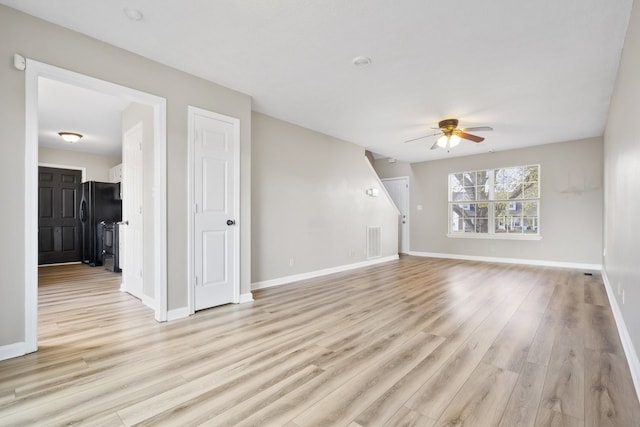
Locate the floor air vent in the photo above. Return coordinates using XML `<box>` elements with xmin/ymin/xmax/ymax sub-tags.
<box><xmin>367</xmin><ymin>226</ymin><xmax>382</xmax><ymax>259</ymax></box>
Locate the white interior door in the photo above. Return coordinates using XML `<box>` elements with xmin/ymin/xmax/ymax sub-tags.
<box><xmin>382</xmin><ymin>177</ymin><xmax>409</xmax><ymax>253</ymax></box>
<box><xmin>122</xmin><ymin>122</ymin><xmax>144</xmax><ymax>300</ymax></box>
<box><xmin>192</xmin><ymin>108</ymin><xmax>239</xmax><ymax>311</ymax></box>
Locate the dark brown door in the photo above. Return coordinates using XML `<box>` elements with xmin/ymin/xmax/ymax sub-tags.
<box><xmin>38</xmin><ymin>167</ymin><xmax>82</xmax><ymax>265</ymax></box>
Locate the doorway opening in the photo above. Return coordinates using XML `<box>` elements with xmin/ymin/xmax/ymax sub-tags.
<box><xmin>381</xmin><ymin>177</ymin><xmax>410</xmax><ymax>254</ymax></box>
<box><xmin>24</xmin><ymin>60</ymin><xmax>168</xmax><ymax>354</ymax></box>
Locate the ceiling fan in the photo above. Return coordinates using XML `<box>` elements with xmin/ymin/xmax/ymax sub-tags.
<box><xmin>404</xmin><ymin>118</ymin><xmax>493</xmax><ymax>150</ymax></box>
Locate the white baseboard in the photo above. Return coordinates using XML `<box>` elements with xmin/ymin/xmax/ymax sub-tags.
<box><xmin>166</xmin><ymin>307</ymin><xmax>190</xmax><ymax>321</ymax></box>
<box><xmin>601</xmin><ymin>270</ymin><xmax>640</xmax><ymax>404</ymax></box>
<box><xmin>0</xmin><ymin>342</ymin><xmax>27</xmax><ymax>361</ymax></box>
<box><xmin>251</xmin><ymin>255</ymin><xmax>400</xmax><ymax>290</ymax></box>
<box><xmin>408</xmin><ymin>251</ymin><xmax>601</xmax><ymax>271</ymax></box>
<box><xmin>38</xmin><ymin>261</ymin><xmax>82</xmax><ymax>267</ymax></box>
<box><xmin>142</xmin><ymin>295</ymin><xmax>156</xmax><ymax>310</ymax></box>
<box><xmin>239</xmin><ymin>293</ymin><xmax>254</xmax><ymax>303</ymax></box>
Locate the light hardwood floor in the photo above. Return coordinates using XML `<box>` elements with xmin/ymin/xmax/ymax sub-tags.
<box><xmin>0</xmin><ymin>256</ymin><xmax>639</xmax><ymax>426</ymax></box>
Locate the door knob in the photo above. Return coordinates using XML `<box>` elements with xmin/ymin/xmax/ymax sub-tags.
<box><xmin>226</xmin><ymin>219</ymin><xmax>236</xmax><ymax>226</ymax></box>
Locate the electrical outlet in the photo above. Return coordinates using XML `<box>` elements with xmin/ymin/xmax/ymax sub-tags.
<box><xmin>289</xmin><ymin>257</ymin><xmax>294</xmax><ymax>267</ymax></box>
<box><xmin>622</xmin><ymin>289</ymin><xmax>625</xmax><ymax>305</ymax></box>
<box><xmin>603</xmin><ymin>247</ymin><xmax>607</xmax><ymax>257</ymax></box>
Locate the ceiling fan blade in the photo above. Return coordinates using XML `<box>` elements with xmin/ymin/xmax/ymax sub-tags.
<box><xmin>463</xmin><ymin>126</ymin><xmax>493</xmax><ymax>132</ymax></box>
<box><xmin>455</xmin><ymin>130</ymin><xmax>484</xmax><ymax>143</ymax></box>
<box><xmin>403</xmin><ymin>131</ymin><xmax>442</xmax><ymax>143</ymax></box>
<box><xmin>430</xmin><ymin>140</ymin><xmax>440</xmax><ymax>150</ymax></box>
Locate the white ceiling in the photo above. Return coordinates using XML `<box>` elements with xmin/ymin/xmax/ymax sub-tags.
<box><xmin>4</xmin><ymin>0</ymin><xmax>633</xmax><ymax>163</ymax></box>
<box><xmin>38</xmin><ymin>78</ymin><xmax>129</xmax><ymax>157</ymax></box>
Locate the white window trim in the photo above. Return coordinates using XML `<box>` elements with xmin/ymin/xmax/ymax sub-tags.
<box><xmin>448</xmin><ymin>165</ymin><xmax>541</xmax><ymax>240</ymax></box>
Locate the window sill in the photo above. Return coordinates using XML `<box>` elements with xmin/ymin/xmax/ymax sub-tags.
<box><xmin>447</xmin><ymin>233</ymin><xmax>542</xmax><ymax>241</ymax></box>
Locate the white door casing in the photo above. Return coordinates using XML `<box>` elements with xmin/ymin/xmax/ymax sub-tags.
<box><xmin>24</xmin><ymin>59</ymin><xmax>167</xmax><ymax>355</ymax></box>
<box><xmin>121</xmin><ymin>122</ymin><xmax>144</xmax><ymax>300</ymax></box>
<box><xmin>382</xmin><ymin>177</ymin><xmax>410</xmax><ymax>254</ymax></box>
<box><xmin>189</xmin><ymin>107</ymin><xmax>240</xmax><ymax>312</ymax></box>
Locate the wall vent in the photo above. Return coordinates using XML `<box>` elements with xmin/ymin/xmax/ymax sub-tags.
<box><xmin>367</xmin><ymin>226</ymin><xmax>382</xmax><ymax>259</ymax></box>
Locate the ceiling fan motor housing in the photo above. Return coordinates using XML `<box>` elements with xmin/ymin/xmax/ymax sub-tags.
<box><xmin>439</xmin><ymin>118</ymin><xmax>458</xmax><ymax>135</ymax></box>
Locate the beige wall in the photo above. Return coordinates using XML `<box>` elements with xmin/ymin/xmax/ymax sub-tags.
<box><xmin>38</xmin><ymin>146</ymin><xmax>121</xmax><ymax>182</ymax></box>
<box><xmin>122</xmin><ymin>103</ymin><xmax>155</xmax><ymax>300</ymax></box>
<box><xmin>604</xmin><ymin>0</ymin><xmax>640</xmax><ymax>362</ymax></box>
<box><xmin>374</xmin><ymin>137</ymin><xmax>604</xmax><ymax>265</ymax></box>
<box><xmin>251</xmin><ymin>112</ymin><xmax>398</xmax><ymax>284</ymax></box>
<box><xmin>0</xmin><ymin>5</ymin><xmax>251</xmax><ymax>348</ymax></box>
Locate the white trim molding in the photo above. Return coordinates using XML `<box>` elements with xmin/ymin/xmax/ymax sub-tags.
<box><xmin>252</xmin><ymin>255</ymin><xmax>399</xmax><ymax>290</ymax></box>
<box><xmin>166</xmin><ymin>307</ymin><xmax>190</xmax><ymax>321</ymax></box>
<box><xmin>239</xmin><ymin>293</ymin><xmax>254</xmax><ymax>303</ymax></box>
<box><xmin>602</xmin><ymin>270</ymin><xmax>640</xmax><ymax>404</ymax></box>
<box><xmin>409</xmin><ymin>251</ymin><xmax>601</xmax><ymax>271</ymax></box>
<box><xmin>0</xmin><ymin>342</ymin><xmax>27</xmax><ymax>361</ymax></box>
<box><xmin>24</xmin><ymin>59</ymin><xmax>169</xmax><ymax>353</ymax></box>
<box><xmin>447</xmin><ymin>233</ymin><xmax>543</xmax><ymax>241</ymax></box>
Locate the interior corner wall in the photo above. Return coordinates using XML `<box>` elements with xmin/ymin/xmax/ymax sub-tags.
<box><xmin>251</xmin><ymin>112</ymin><xmax>398</xmax><ymax>284</ymax></box>
<box><xmin>0</xmin><ymin>5</ymin><xmax>251</xmax><ymax>349</ymax></box>
<box><xmin>603</xmin><ymin>0</ymin><xmax>640</xmax><ymax>363</ymax></box>
<box><xmin>38</xmin><ymin>146</ymin><xmax>121</xmax><ymax>182</ymax></box>
<box><xmin>122</xmin><ymin>103</ymin><xmax>155</xmax><ymax>300</ymax></box>
<box><xmin>374</xmin><ymin>137</ymin><xmax>604</xmax><ymax>265</ymax></box>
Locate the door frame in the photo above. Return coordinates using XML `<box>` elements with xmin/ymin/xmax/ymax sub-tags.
<box><xmin>187</xmin><ymin>106</ymin><xmax>240</xmax><ymax>314</ymax></box>
<box><xmin>381</xmin><ymin>176</ymin><xmax>410</xmax><ymax>254</ymax></box>
<box><xmin>25</xmin><ymin>60</ymin><xmax>168</xmax><ymax>353</ymax></box>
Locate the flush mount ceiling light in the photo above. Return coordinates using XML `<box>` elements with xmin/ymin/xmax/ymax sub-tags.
<box><xmin>123</xmin><ymin>7</ymin><xmax>144</xmax><ymax>21</ymax></box>
<box><xmin>352</xmin><ymin>56</ymin><xmax>372</xmax><ymax>67</ymax></box>
<box><xmin>58</xmin><ymin>132</ymin><xmax>83</xmax><ymax>143</ymax></box>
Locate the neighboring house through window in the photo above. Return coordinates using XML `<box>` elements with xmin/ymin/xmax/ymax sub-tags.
<box><xmin>448</xmin><ymin>165</ymin><xmax>540</xmax><ymax>238</ymax></box>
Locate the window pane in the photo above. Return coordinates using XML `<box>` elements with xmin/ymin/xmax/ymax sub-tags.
<box><xmin>494</xmin><ymin>183</ymin><xmax>510</xmax><ymax>200</ymax></box>
<box><xmin>495</xmin><ymin>167</ymin><xmax>522</xmax><ymax>184</ymax></box>
<box><xmin>494</xmin><ymin>201</ymin><xmax>508</xmax><ymax>217</ymax></box>
<box><xmin>507</xmin><ymin>215</ymin><xmax>523</xmax><ymax>233</ymax></box>
<box><xmin>449</xmin><ymin>203</ymin><xmax>489</xmax><ymax>234</ymax></box>
<box><xmin>476</xmin><ymin>171</ymin><xmax>490</xmax><ymax>200</ymax></box>
<box><xmin>507</xmin><ymin>183</ymin><xmax>522</xmax><ymax>199</ymax></box>
<box><xmin>464</xmin><ymin>172</ymin><xmax>476</xmax><ymax>186</ymax></box>
<box><xmin>451</xmin><ymin>173</ymin><xmax>464</xmax><ymax>188</ymax></box>
<box><xmin>525</xmin><ymin>166</ymin><xmax>539</xmax><ymax>183</ymax></box>
<box><xmin>463</xmin><ymin>186</ymin><xmax>476</xmax><ymax>201</ymax></box>
<box><xmin>523</xmin><ymin>216</ymin><xmax>538</xmax><ymax>233</ymax></box>
<box><xmin>451</xmin><ymin>187</ymin><xmax>469</xmax><ymax>201</ymax></box>
<box><xmin>523</xmin><ymin>201</ymin><xmax>538</xmax><ymax>216</ymax></box>
<box><xmin>524</xmin><ymin>182</ymin><xmax>539</xmax><ymax>198</ymax></box>
<box><xmin>476</xmin><ymin>203</ymin><xmax>489</xmax><ymax>219</ymax></box>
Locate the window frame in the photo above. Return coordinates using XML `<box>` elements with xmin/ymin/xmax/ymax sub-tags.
<box><xmin>447</xmin><ymin>164</ymin><xmax>542</xmax><ymax>240</ymax></box>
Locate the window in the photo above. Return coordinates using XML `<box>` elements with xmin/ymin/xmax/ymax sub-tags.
<box><xmin>449</xmin><ymin>165</ymin><xmax>540</xmax><ymax>238</ymax></box>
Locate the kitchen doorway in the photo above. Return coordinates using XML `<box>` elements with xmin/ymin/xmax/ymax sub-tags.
<box><xmin>24</xmin><ymin>60</ymin><xmax>168</xmax><ymax>354</ymax></box>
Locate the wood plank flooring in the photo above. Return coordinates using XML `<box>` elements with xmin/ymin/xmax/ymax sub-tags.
<box><xmin>1</xmin><ymin>256</ymin><xmax>639</xmax><ymax>426</ymax></box>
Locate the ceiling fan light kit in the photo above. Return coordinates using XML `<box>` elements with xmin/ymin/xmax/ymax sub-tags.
<box><xmin>437</xmin><ymin>134</ymin><xmax>461</xmax><ymax>148</ymax></box>
<box><xmin>403</xmin><ymin>118</ymin><xmax>493</xmax><ymax>151</ymax></box>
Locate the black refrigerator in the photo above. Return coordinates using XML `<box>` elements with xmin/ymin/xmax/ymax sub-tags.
<box><xmin>80</xmin><ymin>181</ymin><xmax>122</xmax><ymax>266</ymax></box>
